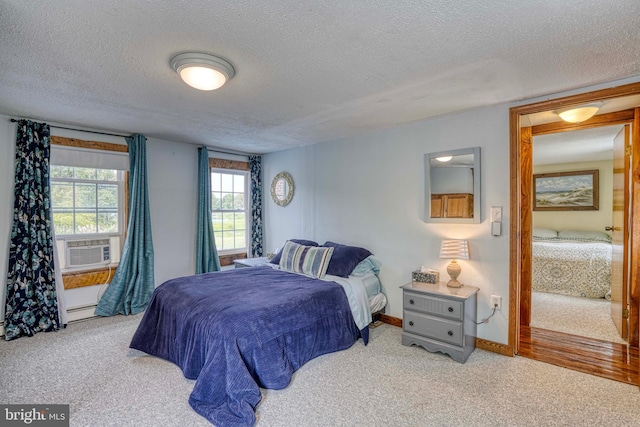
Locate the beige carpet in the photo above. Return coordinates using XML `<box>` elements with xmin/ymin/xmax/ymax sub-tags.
<box><xmin>2</xmin><ymin>314</ymin><xmax>640</xmax><ymax>426</ymax></box>
<box><xmin>530</xmin><ymin>291</ymin><xmax>626</xmax><ymax>343</ymax></box>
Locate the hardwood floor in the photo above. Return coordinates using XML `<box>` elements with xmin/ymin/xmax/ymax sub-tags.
<box><xmin>519</xmin><ymin>326</ymin><xmax>639</xmax><ymax>385</ymax></box>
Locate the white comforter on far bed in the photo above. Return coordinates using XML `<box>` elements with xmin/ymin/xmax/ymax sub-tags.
<box><xmin>532</xmin><ymin>240</ymin><xmax>611</xmax><ymax>298</ymax></box>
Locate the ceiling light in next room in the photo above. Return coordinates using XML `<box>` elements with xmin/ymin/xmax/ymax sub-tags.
<box><xmin>554</xmin><ymin>102</ymin><xmax>603</xmax><ymax>123</ymax></box>
<box><xmin>170</xmin><ymin>52</ymin><xmax>235</xmax><ymax>91</ymax></box>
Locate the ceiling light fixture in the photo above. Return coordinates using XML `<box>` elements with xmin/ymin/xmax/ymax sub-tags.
<box><xmin>170</xmin><ymin>52</ymin><xmax>235</xmax><ymax>91</ymax></box>
<box><xmin>554</xmin><ymin>102</ymin><xmax>603</xmax><ymax>123</ymax></box>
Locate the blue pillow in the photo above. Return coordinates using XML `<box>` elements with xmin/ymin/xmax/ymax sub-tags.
<box><xmin>350</xmin><ymin>256</ymin><xmax>380</xmax><ymax>276</ymax></box>
<box><xmin>322</xmin><ymin>241</ymin><xmax>373</xmax><ymax>278</ymax></box>
<box><xmin>270</xmin><ymin>239</ymin><xmax>319</xmax><ymax>264</ymax></box>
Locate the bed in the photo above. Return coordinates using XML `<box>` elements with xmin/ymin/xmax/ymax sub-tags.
<box><xmin>532</xmin><ymin>229</ymin><xmax>612</xmax><ymax>299</ymax></box>
<box><xmin>130</xmin><ymin>240</ymin><xmax>385</xmax><ymax>427</ymax></box>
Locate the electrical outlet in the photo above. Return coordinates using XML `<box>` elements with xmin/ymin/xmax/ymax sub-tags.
<box><xmin>490</xmin><ymin>295</ymin><xmax>501</xmax><ymax>310</ymax></box>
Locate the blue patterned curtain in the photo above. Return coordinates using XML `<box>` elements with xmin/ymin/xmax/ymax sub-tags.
<box><xmin>196</xmin><ymin>146</ymin><xmax>221</xmax><ymax>274</ymax></box>
<box><xmin>95</xmin><ymin>134</ymin><xmax>154</xmax><ymax>316</ymax></box>
<box><xmin>5</xmin><ymin>120</ymin><xmax>61</xmax><ymax>340</ymax></box>
<box><xmin>249</xmin><ymin>155</ymin><xmax>264</xmax><ymax>257</ymax></box>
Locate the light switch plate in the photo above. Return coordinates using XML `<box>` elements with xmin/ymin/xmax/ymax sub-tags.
<box><xmin>491</xmin><ymin>206</ymin><xmax>502</xmax><ymax>222</ymax></box>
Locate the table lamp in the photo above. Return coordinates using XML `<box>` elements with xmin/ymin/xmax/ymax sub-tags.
<box><xmin>439</xmin><ymin>239</ymin><xmax>469</xmax><ymax>288</ymax></box>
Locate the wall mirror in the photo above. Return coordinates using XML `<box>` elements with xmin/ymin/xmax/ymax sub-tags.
<box><xmin>271</xmin><ymin>171</ymin><xmax>295</xmax><ymax>207</ymax></box>
<box><xmin>425</xmin><ymin>147</ymin><xmax>481</xmax><ymax>223</ymax></box>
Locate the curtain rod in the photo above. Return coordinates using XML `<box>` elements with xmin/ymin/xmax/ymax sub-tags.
<box><xmin>204</xmin><ymin>145</ymin><xmax>259</xmax><ymax>157</ymax></box>
<box><xmin>9</xmin><ymin>118</ymin><xmax>262</xmax><ymax>157</ymax></box>
<box><xmin>9</xmin><ymin>118</ymin><xmax>129</xmax><ymax>138</ymax></box>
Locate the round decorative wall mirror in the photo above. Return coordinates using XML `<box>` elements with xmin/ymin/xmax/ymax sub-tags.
<box><xmin>271</xmin><ymin>172</ymin><xmax>295</xmax><ymax>207</ymax></box>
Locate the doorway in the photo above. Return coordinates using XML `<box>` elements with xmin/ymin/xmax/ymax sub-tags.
<box><xmin>529</xmin><ymin>125</ymin><xmax>627</xmax><ymax>344</ymax></box>
<box><xmin>508</xmin><ymin>82</ymin><xmax>640</xmax><ymax>385</ymax></box>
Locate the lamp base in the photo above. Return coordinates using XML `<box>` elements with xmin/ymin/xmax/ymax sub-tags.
<box><xmin>447</xmin><ymin>279</ymin><xmax>463</xmax><ymax>288</ymax></box>
<box><xmin>446</xmin><ymin>260</ymin><xmax>463</xmax><ymax>288</ymax></box>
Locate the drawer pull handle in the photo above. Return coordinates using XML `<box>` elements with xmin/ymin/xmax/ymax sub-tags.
<box><xmin>409</xmin><ymin>321</ymin><xmax>414</xmax><ymax>326</ymax></box>
<box><xmin>448</xmin><ymin>331</ymin><xmax>453</xmax><ymax>336</ymax></box>
<box><xmin>409</xmin><ymin>299</ymin><xmax>415</xmax><ymax>304</ymax></box>
<box><xmin>448</xmin><ymin>307</ymin><xmax>454</xmax><ymax>313</ymax></box>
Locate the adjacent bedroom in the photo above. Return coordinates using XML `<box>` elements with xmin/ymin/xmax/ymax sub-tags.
<box><xmin>530</xmin><ymin>123</ymin><xmax>629</xmax><ymax>345</ymax></box>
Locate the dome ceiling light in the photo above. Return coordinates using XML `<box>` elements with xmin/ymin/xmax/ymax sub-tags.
<box><xmin>554</xmin><ymin>102</ymin><xmax>603</xmax><ymax>123</ymax></box>
<box><xmin>170</xmin><ymin>52</ymin><xmax>235</xmax><ymax>91</ymax></box>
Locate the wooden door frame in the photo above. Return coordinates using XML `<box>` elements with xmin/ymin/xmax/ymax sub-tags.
<box><xmin>509</xmin><ymin>82</ymin><xmax>640</xmax><ymax>358</ymax></box>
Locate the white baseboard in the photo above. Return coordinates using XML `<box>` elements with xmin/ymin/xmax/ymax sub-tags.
<box><xmin>66</xmin><ymin>304</ymin><xmax>99</xmax><ymax>323</ymax></box>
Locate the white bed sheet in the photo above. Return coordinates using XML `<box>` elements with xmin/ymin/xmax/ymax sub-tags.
<box><xmin>323</xmin><ymin>273</ymin><xmax>380</xmax><ymax>330</ymax></box>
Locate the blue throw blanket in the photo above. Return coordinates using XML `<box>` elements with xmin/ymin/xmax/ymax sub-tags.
<box><xmin>130</xmin><ymin>266</ymin><xmax>364</xmax><ymax>427</ymax></box>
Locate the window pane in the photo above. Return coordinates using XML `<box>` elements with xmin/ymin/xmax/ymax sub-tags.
<box><xmin>52</xmin><ymin>212</ymin><xmax>74</xmax><ymax>234</ymax></box>
<box><xmin>98</xmin><ymin>184</ymin><xmax>118</xmax><ymax>208</ymax></box>
<box><xmin>235</xmin><ymin>229</ymin><xmax>246</xmax><ymax>248</ymax></box>
<box><xmin>235</xmin><ymin>212</ymin><xmax>246</xmax><ymax>231</ymax></box>
<box><xmin>234</xmin><ymin>193</ymin><xmax>244</xmax><ymax>210</ymax></box>
<box><xmin>51</xmin><ymin>182</ymin><xmax>73</xmax><ymax>207</ymax></box>
<box><xmin>221</xmin><ymin>193</ymin><xmax>234</xmax><ymax>210</ymax></box>
<box><xmin>211</xmin><ymin>173</ymin><xmax>221</xmax><ymax>192</ymax></box>
<box><xmin>221</xmin><ymin>174</ymin><xmax>233</xmax><ymax>192</ymax></box>
<box><xmin>222</xmin><ymin>212</ymin><xmax>235</xmax><ymax>231</ymax></box>
<box><xmin>74</xmin><ymin>167</ymin><xmax>97</xmax><ymax>180</ymax></box>
<box><xmin>212</xmin><ymin>212</ymin><xmax>222</xmax><ymax>231</ymax></box>
<box><xmin>214</xmin><ymin>231</ymin><xmax>223</xmax><ymax>249</ymax></box>
<box><xmin>51</xmin><ymin>165</ymin><xmax>73</xmax><ymax>178</ymax></box>
<box><xmin>75</xmin><ymin>183</ymin><xmax>96</xmax><ymax>208</ymax></box>
<box><xmin>222</xmin><ymin>231</ymin><xmax>235</xmax><ymax>249</ymax></box>
<box><xmin>75</xmin><ymin>211</ymin><xmax>97</xmax><ymax>234</ymax></box>
<box><xmin>96</xmin><ymin>169</ymin><xmax>117</xmax><ymax>181</ymax></box>
<box><xmin>98</xmin><ymin>212</ymin><xmax>118</xmax><ymax>233</ymax></box>
<box><xmin>212</xmin><ymin>192</ymin><xmax>222</xmax><ymax>210</ymax></box>
<box><xmin>234</xmin><ymin>175</ymin><xmax>245</xmax><ymax>193</ymax></box>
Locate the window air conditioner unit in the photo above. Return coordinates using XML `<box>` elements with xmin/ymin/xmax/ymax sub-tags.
<box><xmin>65</xmin><ymin>238</ymin><xmax>111</xmax><ymax>268</ymax></box>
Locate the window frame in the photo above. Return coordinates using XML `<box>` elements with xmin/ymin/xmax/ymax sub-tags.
<box><xmin>50</xmin><ymin>167</ymin><xmax>126</xmax><ymax>240</ymax></box>
<box><xmin>49</xmin><ymin>136</ymin><xmax>129</xmax><ymax>287</ymax></box>
<box><xmin>210</xmin><ymin>167</ymin><xmax>250</xmax><ymax>255</ymax></box>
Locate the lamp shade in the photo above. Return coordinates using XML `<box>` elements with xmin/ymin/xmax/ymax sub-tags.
<box><xmin>554</xmin><ymin>103</ymin><xmax>602</xmax><ymax>123</ymax></box>
<box><xmin>170</xmin><ymin>52</ymin><xmax>235</xmax><ymax>91</ymax></box>
<box><xmin>439</xmin><ymin>239</ymin><xmax>469</xmax><ymax>260</ymax></box>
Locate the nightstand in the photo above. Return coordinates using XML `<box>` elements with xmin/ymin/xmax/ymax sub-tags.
<box><xmin>233</xmin><ymin>257</ymin><xmax>271</xmax><ymax>268</ymax></box>
<box><xmin>401</xmin><ymin>281</ymin><xmax>479</xmax><ymax>363</ymax></box>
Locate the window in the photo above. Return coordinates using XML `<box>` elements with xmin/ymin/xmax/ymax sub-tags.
<box><xmin>211</xmin><ymin>169</ymin><xmax>249</xmax><ymax>252</ymax></box>
<box><xmin>50</xmin><ymin>166</ymin><xmax>124</xmax><ymax>236</ymax></box>
<box><xmin>48</xmin><ymin>136</ymin><xmax>128</xmax><ymax>284</ymax></box>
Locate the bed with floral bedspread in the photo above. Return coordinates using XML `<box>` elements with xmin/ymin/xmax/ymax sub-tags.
<box><xmin>532</xmin><ymin>229</ymin><xmax>612</xmax><ymax>299</ymax></box>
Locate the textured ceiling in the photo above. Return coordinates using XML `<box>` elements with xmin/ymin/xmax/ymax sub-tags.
<box><xmin>1</xmin><ymin>0</ymin><xmax>639</xmax><ymax>154</ymax></box>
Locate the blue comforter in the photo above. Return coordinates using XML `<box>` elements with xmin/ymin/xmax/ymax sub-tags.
<box><xmin>130</xmin><ymin>266</ymin><xmax>364</xmax><ymax>427</ymax></box>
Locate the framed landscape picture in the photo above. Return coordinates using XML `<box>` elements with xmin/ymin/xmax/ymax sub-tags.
<box><xmin>533</xmin><ymin>169</ymin><xmax>599</xmax><ymax>211</ymax></box>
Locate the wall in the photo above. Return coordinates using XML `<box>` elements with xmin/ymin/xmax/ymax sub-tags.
<box><xmin>533</xmin><ymin>160</ymin><xmax>613</xmax><ymax>234</ymax></box>
<box><xmin>264</xmin><ymin>105</ymin><xmax>511</xmax><ymax>344</ymax></box>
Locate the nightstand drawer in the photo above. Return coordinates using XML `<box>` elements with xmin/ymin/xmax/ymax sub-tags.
<box><xmin>403</xmin><ymin>291</ymin><xmax>463</xmax><ymax>321</ymax></box>
<box><xmin>403</xmin><ymin>310</ymin><xmax>463</xmax><ymax>346</ymax></box>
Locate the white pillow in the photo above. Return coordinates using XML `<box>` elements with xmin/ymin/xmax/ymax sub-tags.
<box><xmin>557</xmin><ymin>230</ymin><xmax>611</xmax><ymax>243</ymax></box>
<box><xmin>533</xmin><ymin>228</ymin><xmax>558</xmax><ymax>239</ymax></box>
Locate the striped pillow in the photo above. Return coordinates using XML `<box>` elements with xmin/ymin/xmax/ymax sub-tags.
<box><xmin>279</xmin><ymin>241</ymin><xmax>334</xmax><ymax>279</ymax></box>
